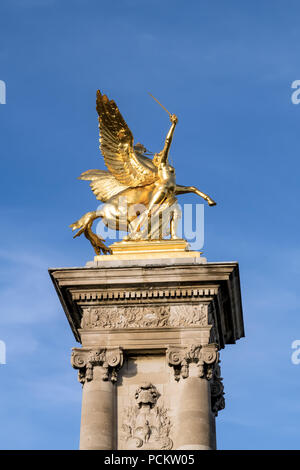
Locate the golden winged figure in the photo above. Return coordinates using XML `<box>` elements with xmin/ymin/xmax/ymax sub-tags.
<box><xmin>70</xmin><ymin>90</ymin><xmax>216</xmax><ymax>255</ymax></box>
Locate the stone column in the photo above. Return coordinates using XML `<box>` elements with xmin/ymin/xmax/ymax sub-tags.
<box><xmin>167</xmin><ymin>344</ymin><xmax>223</xmax><ymax>450</ymax></box>
<box><xmin>71</xmin><ymin>347</ymin><xmax>123</xmax><ymax>450</ymax></box>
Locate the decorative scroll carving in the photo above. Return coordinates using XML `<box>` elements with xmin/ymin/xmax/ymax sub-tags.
<box><xmin>210</xmin><ymin>363</ymin><xmax>225</xmax><ymax>416</ymax></box>
<box><xmin>71</xmin><ymin>347</ymin><xmax>123</xmax><ymax>384</ymax></box>
<box><xmin>81</xmin><ymin>304</ymin><xmax>212</xmax><ymax>330</ymax></box>
<box><xmin>121</xmin><ymin>383</ymin><xmax>173</xmax><ymax>450</ymax></box>
<box><xmin>81</xmin><ymin>306</ymin><xmax>169</xmax><ymax>329</ymax></box>
<box><xmin>167</xmin><ymin>343</ymin><xmax>219</xmax><ymax>381</ymax></box>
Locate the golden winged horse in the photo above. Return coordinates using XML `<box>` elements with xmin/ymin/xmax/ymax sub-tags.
<box><xmin>70</xmin><ymin>90</ymin><xmax>216</xmax><ymax>255</ymax></box>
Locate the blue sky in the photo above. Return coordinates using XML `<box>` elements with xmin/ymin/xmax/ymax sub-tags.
<box><xmin>0</xmin><ymin>0</ymin><xmax>300</xmax><ymax>449</ymax></box>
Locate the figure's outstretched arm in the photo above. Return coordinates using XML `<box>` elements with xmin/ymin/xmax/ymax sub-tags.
<box><xmin>175</xmin><ymin>184</ymin><xmax>217</xmax><ymax>206</ymax></box>
<box><xmin>160</xmin><ymin>114</ymin><xmax>178</xmax><ymax>164</ymax></box>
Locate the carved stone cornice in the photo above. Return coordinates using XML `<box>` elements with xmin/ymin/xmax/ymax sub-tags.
<box><xmin>167</xmin><ymin>343</ymin><xmax>219</xmax><ymax>381</ymax></box>
<box><xmin>80</xmin><ymin>304</ymin><xmax>213</xmax><ymax>330</ymax></box>
<box><xmin>71</xmin><ymin>347</ymin><xmax>123</xmax><ymax>384</ymax></box>
<box><xmin>72</xmin><ymin>287</ymin><xmax>219</xmax><ymax>303</ymax></box>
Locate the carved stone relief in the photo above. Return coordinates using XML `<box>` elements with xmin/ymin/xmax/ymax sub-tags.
<box><xmin>169</xmin><ymin>304</ymin><xmax>210</xmax><ymax>327</ymax></box>
<box><xmin>121</xmin><ymin>383</ymin><xmax>173</xmax><ymax>450</ymax></box>
<box><xmin>80</xmin><ymin>304</ymin><xmax>213</xmax><ymax>330</ymax></box>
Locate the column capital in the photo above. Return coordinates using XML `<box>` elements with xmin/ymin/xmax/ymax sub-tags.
<box><xmin>167</xmin><ymin>343</ymin><xmax>219</xmax><ymax>381</ymax></box>
<box><xmin>71</xmin><ymin>347</ymin><xmax>123</xmax><ymax>384</ymax></box>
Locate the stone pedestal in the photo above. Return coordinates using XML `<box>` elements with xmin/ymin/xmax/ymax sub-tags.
<box><xmin>49</xmin><ymin>255</ymin><xmax>244</xmax><ymax>450</ymax></box>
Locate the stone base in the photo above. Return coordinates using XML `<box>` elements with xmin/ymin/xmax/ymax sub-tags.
<box><xmin>93</xmin><ymin>239</ymin><xmax>203</xmax><ymax>263</ymax></box>
<box><xmin>49</xmin><ymin>258</ymin><xmax>244</xmax><ymax>450</ymax></box>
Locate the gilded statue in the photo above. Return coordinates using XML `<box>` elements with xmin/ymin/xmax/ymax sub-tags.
<box><xmin>70</xmin><ymin>90</ymin><xmax>216</xmax><ymax>255</ymax></box>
